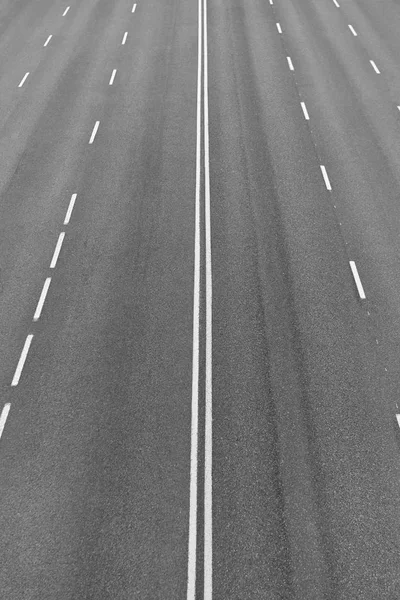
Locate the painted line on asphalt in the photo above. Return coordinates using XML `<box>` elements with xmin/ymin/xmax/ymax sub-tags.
<box><xmin>109</xmin><ymin>69</ymin><xmax>117</xmax><ymax>85</ymax></box>
<box><xmin>122</xmin><ymin>31</ymin><xmax>128</xmax><ymax>45</ymax></box>
<box><xmin>18</xmin><ymin>73</ymin><xmax>29</xmax><ymax>87</ymax></box>
<box><xmin>64</xmin><ymin>193</ymin><xmax>77</xmax><ymax>224</ymax></box>
<box><xmin>396</xmin><ymin>414</ymin><xmax>400</xmax><ymax>428</ymax></box>
<box><xmin>348</xmin><ymin>24</ymin><xmax>357</xmax><ymax>36</ymax></box>
<box><xmin>11</xmin><ymin>335</ymin><xmax>33</xmax><ymax>386</ymax></box>
<box><xmin>50</xmin><ymin>232</ymin><xmax>65</xmax><ymax>268</ymax></box>
<box><xmin>349</xmin><ymin>261</ymin><xmax>366</xmax><ymax>299</ymax></box>
<box><xmin>204</xmin><ymin>0</ymin><xmax>213</xmax><ymax>592</ymax></box>
<box><xmin>269</xmin><ymin>0</ymin><xmax>273</xmax><ymax>4</ymax></box>
<box><xmin>33</xmin><ymin>278</ymin><xmax>51</xmax><ymax>321</ymax></box>
<box><xmin>44</xmin><ymin>35</ymin><xmax>53</xmax><ymax>47</ymax></box>
<box><xmin>332</xmin><ymin>0</ymin><xmax>340</xmax><ymax>6</ymax></box>
<box><xmin>89</xmin><ymin>121</ymin><xmax>100</xmax><ymax>144</ymax></box>
<box><xmin>62</xmin><ymin>6</ymin><xmax>70</xmax><ymax>16</ymax></box>
<box><xmin>132</xmin><ymin>3</ymin><xmax>137</xmax><ymax>12</ymax></box>
<box><xmin>276</xmin><ymin>22</ymin><xmax>282</xmax><ymax>33</ymax></box>
<box><xmin>370</xmin><ymin>60</ymin><xmax>380</xmax><ymax>74</ymax></box>
<box><xmin>287</xmin><ymin>56</ymin><xmax>294</xmax><ymax>71</ymax></box>
<box><xmin>187</xmin><ymin>0</ymin><xmax>202</xmax><ymax>595</ymax></box>
<box><xmin>301</xmin><ymin>101</ymin><xmax>310</xmax><ymax>120</ymax></box>
<box><xmin>320</xmin><ymin>165</ymin><xmax>332</xmax><ymax>190</ymax></box>
<box><xmin>0</xmin><ymin>403</ymin><xmax>11</xmax><ymax>440</ymax></box>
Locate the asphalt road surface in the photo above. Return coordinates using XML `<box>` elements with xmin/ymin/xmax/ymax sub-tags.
<box><xmin>0</xmin><ymin>0</ymin><xmax>400</xmax><ymax>598</ymax></box>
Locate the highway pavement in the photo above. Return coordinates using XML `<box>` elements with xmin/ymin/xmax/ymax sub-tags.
<box><xmin>0</xmin><ymin>0</ymin><xmax>400</xmax><ymax>598</ymax></box>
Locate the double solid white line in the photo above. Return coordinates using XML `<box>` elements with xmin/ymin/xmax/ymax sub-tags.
<box><xmin>187</xmin><ymin>0</ymin><xmax>213</xmax><ymax>597</ymax></box>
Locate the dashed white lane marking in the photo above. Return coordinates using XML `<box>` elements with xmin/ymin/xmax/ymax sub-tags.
<box><xmin>333</xmin><ymin>0</ymin><xmax>340</xmax><ymax>6</ymax></box>
<box><xmin>349</xmin><ymin>261</ymin><xmax>366</xmax><ymax>299</ymax></box>
<box><xmin>287</xmin><ymin>56</ymin><xmax>294</xmax><ymax>71</ymax></box>
<box><xmin>301</xmin><ymin>101</ymin><xmax>310</xmax><ymax>120</ymax></box>
<box><xmin>89</xmin><ymin>120</ymin><xmax>100</xmax><ymax>144</ymax></box>
<box><xmin>62</xmin><ymin>6</ymin><xmax>70</xmax><ymax>16</ymax></box>
<box><xmin>276</xmin><ymin>22</ymin><xmax>282</xmax><ymax>33</ymax></box>
<box><xmin>269</xmin><ymin>0</ymin><xmax>273</xmax><ymax>4</ymax></box>
<box><xmin>397</xmin><ymin>106</ymin><xmax>400</xmax><ymax>112</ymax></box>
<box><xmin>320</xmin><ymin>165</ymin><xmax>332</xmax><ymax>190</ymax></box>
<box><xmin>18</xmin><ymin>73</ymin><xmax>29</xmax><ymax>87</ymax></box>
<box><xmin>44</xmin><ymin>35</ymin><xmax>53</xmax><ymax>47</ymax></box>
<box><xmin>348</xmin><ymin>24</ymin><xmax>357</xmax><ymax>36</ymax></box>
<box><xmin>370</xmin><ymin>60</ymin><xmax>380</xmax><ymax>74</ymax></box>
<box><xmin>204</xmin><ymin>0</ymin><xmax>213</xmax><ymax>595</ymax></box>
<box><xmin>187</xmin><ymin>0</ymin><xmax>202</xmax><ymax>595</ymax></box>
<box><xmin>396</xmin><ymin>414</ymin><xmax>400</xmax><ymax>428</ymax></box>
<box><xmin>33</xmin><ymin>278</ymin><xmax>51</xmax><ymax>321</ymax></box>
<box><xmin>122</xmin><ymin>31</ymin><xmax>128</xmax><ymax>45</ymax></box>
<box><xmin>109</xmin><ymin>69</ymin><xmax>117</xmax><ymax>85</ymax></box>
<box><xmin>50</xmin><ymin>232</ymin><xmax>65</xmax><ymax>268</ymax></box>
<box><xmin>64</xmin><ymin>193</ymin><xmax>77</xmax><ymax>225</ymax></box>
<box><xmin>11</xmin><ymin>335</ymin><xmax>33</xmax><ymax>386</ymax></box>
<box><xmin>0</xmin><ymin>403</ymin><xmax>11</xmax><ymax>440</ymax></box>
<box><xmin>132</xmin><ymin>3</ymin><xmax>137</xmax><ymax>12</ymax></box>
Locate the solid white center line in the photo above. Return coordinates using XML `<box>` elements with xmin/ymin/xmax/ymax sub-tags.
<box><xmin>287</xmin><ymin>56</ymin><xmax>294</xmax><ymax>71</ymax></box>
<box><xmin>33</xmin><ymin>278</ymin><xmax>51</xmax><ymax>321</ymax></box>
<box><xmin>122</xmin><ymin>31</ymin><xmax>128</xmax><ymax>45</ymax></box>
<box><xmin>349</xmin><ymin>261</ymin><xmax>366</xmax><ymax>299</ymax></box>
<box><xmin>187</xmin><ymin>0</ymin><xmax>202</xmax><ymax>597</ymax></box>
<box><xmin>348</xmin><ymin>24</ymin><xmax>357</xmax><ymax>36</ymax></box>
<box><xmin>276</xmin><ymin>22</ymin><xmax>282</xmax><ymax>33</ymax></box>
<box><xmin>64</xmin><ymin>193</ymin><xmax>77</xmax><ymax>224</ymax></box>
<box><xmin>204</xmin><ymin>0</ymin><xmax>213</xmax><ymax>595</ymax></box>
<box><xmin>0</xmin><ymin>403</ymin><xmax>11</xmax><ymax>440</ymax></box>
<box><xmin>50</xmin><ymin>232</ymin><xmax>65</xmax><ymax>268</ymax></box>
<box><xmin>333</xmin><ymin>0</ymin><xmax>340</xmax><ymax>6</ymax></box>
<box><xmin>44</xmin><ymin>34</ymin><xmax>53</xmax><ymax>47</ymax></box>
<box><xmin>320</xmin><ymin>165</ymin><xmax>332</xmax><ymax>190</ymax></box>
<box><xmin>62</xmin><ymin>6</ymin><xmax>70</xmax><ymax>16</ymax></box>
<box><xmin>370</xmin><ymin>60</ymin><xmax>380</xmax><ymax>74</ymax></box>
<box><xmin>18</xmin><ymin>72</ymin><xmax>29</xmax><ymax>88</ymax></box>
<box><xmin>301</xmin><ymin>101</ymin><xmax>310</xmax><ymax>120</ymax></box>
<box><xmin>89</xmin><ymin>121</ymin><xmax>100</xmax><ymax>144</ymax></box>
<box><xmin>109</xmin><ymin>69</ymin><xmax>117</xmax><ymax>85</ymax></box>
<box><xmin>11</xmin><ymin>335</ymin><xmax>33</xmax><ymax>386</ymax></box>
<box><xmin>132</xmin><ymin>3</ymin><xmax>137</xmax><ymax>12</ymax></box>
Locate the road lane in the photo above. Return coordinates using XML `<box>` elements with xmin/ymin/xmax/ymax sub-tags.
<box><xmin>0</xmin><ymin>0</ymin><xmax>198</xmax><ymax>597</ymax></box>
<box><xmin>209</xmin><ymin>0</ymin><xmax>400</xmax><ymax>598</ymax></box>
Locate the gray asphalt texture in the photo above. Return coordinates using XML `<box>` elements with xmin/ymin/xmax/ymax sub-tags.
<box><xmin>0</xmin><ymin>0</ymin><xmax>400</xmax><ymax>598</ymax></box>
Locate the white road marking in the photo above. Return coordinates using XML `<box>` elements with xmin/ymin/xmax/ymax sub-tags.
<box><xmin>109</xmin><ymin>69</ymin><xmax>117</xmax><ymax>85</ymax></box>
<box><xmin>348</xmin><ymin>24</ymin><xmax>357</xmax><ymax>36</ymax></box>
<box><xmin>89</xmin><ymin>120</ymin><xmax>100</xmax><ymax>144</ymax></box>
<box><xmin>33</xmin><ymin>277</ymin><xmax>51</xmax><ymax>321</ymax></box>
<box><xmin>301</xmin><ymin>101</ymin><xmax>310</xmax><ymax>120</ymax></box>
<box><xmin>370</xmin><ymin>60</ymin><xmax>380</xmax><ymax>74</ymax></box>
<box><xmin>397</xmin><ymin>106</ymin><xmax>400</xmax><ymax>112</ymax></box>
<box><xmin>287</xmin><ymin>56</ymin><xmax>294</xmax><ymax>71</ymax></box>
<box><xmin>11</xmin><ymin>335</ymin><xmax>33</xmax><ymax>386</ymax></box>
<box><xmin>132</xmin><ymin>3</ymin><xmax>137</xmax><ymax>12</ymax></box>
<box><xmin>276</xmin><ymin>22</ymin><xmax>282</xmax><ymax>33</ymax></box>
<box><xmin>122</xmin><ymin>31</ymin><xmax>128</xmax><ymax>45</ymax></box>
<box><xmin>18</xmin><ymin>72</ymin><xmax>29</xmax><ymax>87</ymax></box>
<box><xmin>62</xmin><ymin>6</ymin><xmax>70</xmax><ymax>16</ymax></box>
<box><xmin>0</xmin><ymin>403</ymin><xmax>11</xmax><ymax>440</ymax></box>
<box><xmin>64</xmin><ymin>193</ymin><xmax>77</xmax><ymax>224</ymax></box>
<box><xmin>396</xmin><ymin>414</ymin><xmax>400</xmax><ymax>428</ymax></box>
<box><xmin>333</xmin><ymin>0</ymin><xmax>340</xmax><ymax>6</ymax></box>
<box><xmin>187</xmin><ymin>0</ymin><xmax>202</xmax><ymax>596</ymax></box>
<box><xmin>269</xmin><ymin>0</ymin><xmax>273</xmax><ymax>4</ymax></box>
<box><xmin>349</xmin><ymin>261</ymin><xmax>366</xmax><ymax>299</ymax></box>
<box><xmin>320</xmin><ymin>165</ymin><xmax>332</xmax><ymax>190</ymax></box>
<box><xmin>204</xmin><ymin>0</ymin><xmax>212</xmax><ymax>596</ymax></box>
<box><xmin>50</xmin><ymin>232</ymin><xmax>65</xmax><ymax>268</ymax></box>
<box><xmin>44</xmin><ymin>35</ymin><xmax>53</xmax><ymax>47</ymax></box>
